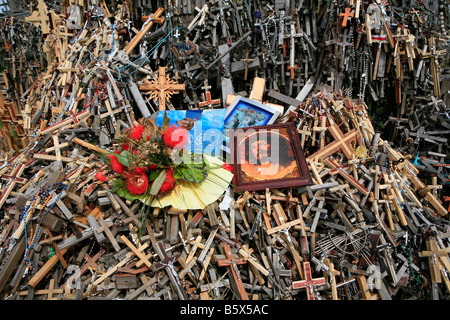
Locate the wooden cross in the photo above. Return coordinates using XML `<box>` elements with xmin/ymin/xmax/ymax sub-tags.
<box><xmin>151</xmin><ymin>241</ymin><xmax>189</xmax><ymax>300</ymax></box>
<box><xmin>339</xmin><ymin>8</ymin><xmax>354</xmax><ymax>27</ymax></box>
<box><xmin>124</xmin><ymin>7</ymin><xmax>164</xmax><ymax>55</ymax></box>
<box><xmin>307</xmin><ymin>123</ymin><xmax>360</xmax><ymax>161</ymax></box>
<box><xmin>324</xmin><ymin>258</ymin><xmax>340</xmax><ymax>300</ymax></box>
<box><xmin>298</xmin><ymin>124</ymin><xmax>311</xmax><ymax>148</ymax></box>
<box><xmin>217</xmin><ymin>244</ymin><xmax>249</xmax><ymax>300</ymax></box>
<box><xmin>24</xmin><ymin>0</ymin><xmax>51</xmax><ymax>34</ymax></box>
<box><xmin>139</xmin><ymin>66</ymin><xmax>186</xmax><ymax>111</ymax></box>
<box><xmin>287</xmin><ymin>64</ymin><xmax>299</xmax><ymax>80</ymax></box>
<box><xmin>324</xmin><ymin>159</ymin><xmax>370</xmax><ymax>195</ymax></box>
<box><xmin>0</xmin><ymin>164</ymin><xmax>27</xmax><ymax>209</ymax></box>
<box><xmin>418</xmin><ymin>238</ymin><xmax>450</xmax><ymax>284</ymax></box>
<box><xmin>312</xmin><ymin>116</ymin><xmax>328</xmax><ymax>149</ymax></box>
<box><xmin>240</xmin><ymin>50</ymin><xmax>254</xmax><ymax>81</ymax></box>
<box><xmin>42</xmin><ymin>227</ymin><xmax>68</xmax><ymax>269</ymax></box>
<box><xmin>445</xmin><ymin>196</ymin><xmax>450</xmax><ymax>213</ymax></box>
<box><xmin>421</xmin><ymin>36</ymin><xmax>447</xmax><ymax>97</ymax></box>
<box><xmin>40</xmin><ymin>110</ymin><xmax>90</xmax><ymax>135</ymax></box>
<box><xmin>198</xmin><ymin>81</ymin><xmax>221</xmax><ymax>108</ymax></box>
<box><xmin>292</xmin><ymin>261</ymin><xmax>326</xmax><ymax>300</ymax></box>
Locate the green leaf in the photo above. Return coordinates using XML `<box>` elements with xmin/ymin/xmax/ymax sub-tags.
<box><xmin>113</xmin><ymin>179</ymin><xmax>146</xmax><ymax>202</ymax></box>
<box><xmin>174</xmin><ymin>155</ymin><xmax>210</xmax><ymax>183</ymax></box>
<box><xmin>148</xmin><ymin>170</ymin><xmax>160</xmax><ymax>181</ymax></box>
<box><xmin>149</xmin><ymin>170</ymin><xmax>167</xmax><ymax>196</ymax></box>
<box><xmin>114</xmin><ymin>150</ymin><xmax>130</xmax><ymax>167</ymax></box>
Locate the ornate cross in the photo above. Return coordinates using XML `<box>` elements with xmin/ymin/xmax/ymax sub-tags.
<box><xmin>216</xmin><ymin>244</ymin><xmax>249</xmax><ymax>300</ymax></box>
<box><xmin>292</xmin><ymin>261</ymin><xmax>326</xmax><ymax>300</ymax></box>
<box><xmin>139</xmin><ymin>67</ymin><xmax>186</xmax><ymax>111</ymax></box>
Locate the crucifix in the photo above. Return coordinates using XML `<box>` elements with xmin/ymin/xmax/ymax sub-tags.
<box><xmin>418</xmin><ymin>238</ymin><xmax>450</xmax><ymax>284</ymax></box>
<box><xmin>324</xmin><ymin>158</ymin><xmax>370</xmax><ymax>196</ymax></box>
<box><xmin>421</xmin><ymin>36</ymin><xmax>447</xmax><ymax>97</ymax></box>
<box><xmin>324</xmin><ymin>258</ymin><xmax>340</xmax><ymax>300</ymax></box>
<box><xmin>216</xmin><ymin>244</ymin><xmax>249</xmax><ymax>300</ymax></box>
<box><xmin>0</xmin><ymin>163</ymin><xmax>27</xmax><ymax>209</ymax></box>
<box><xmin>198</xmin><ymin>80</ymin><xmax>221</xmax><ymax>108</ymax></box>
<box><xmin>292</xmin><ymin>261</ymin><xmax>326</xmax><ymax>300</ymax></box>
<box><xmin>151</xmin><ymin>241</ymin><xmax>189</xmax><ymax>300</ymax></box>
<box><xmin>139</xmin><ymin>66</ymin><xmax>186</xmax><ymax>111</ymax></box>
<box><xmin>40</xmin><ymin>110</ymin><xmax>90</xmax><ymax>135</ymax></box>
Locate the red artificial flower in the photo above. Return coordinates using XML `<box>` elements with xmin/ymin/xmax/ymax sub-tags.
<box><xmin>149</xmin><ymin>164</ymin><xmax>158</xmax><ymax>170</ymax></box>
<box><xmin>129</xmin><ymin>124</ymin><xmax>145</xmax><ymax>140</ymax></box>
<box><xmin>114</xmin><ymin>150</ymin><xmax>121</xmax><ymax>154</ymax></box>
<box><xmin>95</xmin><ymin>172</ymin><xmax>108</xmax><ymax>181</ymax></box>
<box><xmin>134</xmin><ymin>167</ymin><xmax>147</xmax><ymax>174</ymax></box>
<box><xmin>222</xmin><ymin>163</ymin><xmax>233</xmax><ymax>172</ymax></box>
<box><xmin>126</xmin><ymin>171</ymin><xmax>149</xmax><ymax>195</ymax></box>
<box><xmin>108</xmin><ymin>155</ymin><xmax>125</xmax><ymax>174</ymax></box>
<box><xmin>121</xmin><ymin>142</ymin><xmax>130</xmax><ymax>150</ymax></box>
<box><xmin>163</xmin><ymin>126</ymin><xmax>189</xmax><ymax>149</ymax></box>
<box><xmin>159</xmin><ymin>168</ymin><xmax>175</xmax><ymax>194</ymax></box>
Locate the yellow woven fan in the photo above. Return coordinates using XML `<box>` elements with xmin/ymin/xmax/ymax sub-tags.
<box><xmin>144</xmin><ymin>155</ymin><xmax>233</xmax><ymax>210</ymax></box>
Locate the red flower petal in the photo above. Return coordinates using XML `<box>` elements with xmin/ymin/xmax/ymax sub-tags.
<box><xmin>121</xmin><ymin>142</ymin><xmax>130</xmax><ymax>150</ymax></box>
<box><xmin>95</xmin><ymin>172</ymin><xmax>108</xmax><ymax>181</ymax></box>
<box><xmin>222</xmin><ymin>163</ymin><xmax>233</xmax><ymax>172</ymax></box>
<box><xmin>135</xmin><ymin>167</ymin><xmax>146</xmax><ymax>174</ymax></box>
<box><xmin>108</xmin><ymin>155</ymin><xmax>125</xmax><ymax>174</ymax></box>
<box><xmin>148</xmin><ymin>164</ymin><xmax>158</xmax><ymax>170</ymax></box>
<box><xmin>158</xmin><ymin>169</ymin><xmax>175</xmax><ymax>194</ymax></box>
<box><xmin>126</xmin><ymin>171</ymin><xmax>149</xmax><ymax>195</ymax></box>
<box><xmin>129</xmin><ymin>124</ymin><xmax>145</xmax><ymax>140</ymax></box>
<box><xmin>163</xmin><ymin>126</ymin><xmax>189</xmax><ymax>149</ymax></box>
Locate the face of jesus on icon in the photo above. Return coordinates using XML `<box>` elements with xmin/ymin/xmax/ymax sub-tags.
<box><xmin>250</xmin><ymin>140</ymin><xmax>271</xmax><ymax>164</ymax></box>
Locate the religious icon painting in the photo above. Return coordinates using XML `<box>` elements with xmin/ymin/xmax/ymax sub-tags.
<box><xmin>222</xmin><ymin>96</ymin><xmax>281</xmax><ymax>153</ymax></box>
<box><xmin>230</xmin><ymin>122</ymin><xmax>313</xmax><ymax>191</ymax></box>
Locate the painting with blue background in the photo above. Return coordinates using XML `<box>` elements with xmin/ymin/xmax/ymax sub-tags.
<box><xmin>155</xmin><ymin>109</ymin><xmax>227</xmax><ymax>158</ymax></box>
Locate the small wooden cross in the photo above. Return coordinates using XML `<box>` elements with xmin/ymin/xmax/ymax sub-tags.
<box><xmin>339</xmin><ymin>8</ymin><xmax>354</xmax><ymax>27</ymax></box>
<box><xmin>298</xmin><ymin>125</ymin><xmax>311</xmax><ymax>148</ymax></box>
<box><xmin>0</xmin><ymin>164</ymin><xmax>27</xmax><ymax>209</ymax></box>
<box><xmin>240</xmin><ymin>50</ymin><xmax>254</xmax><ymax>81</ymax></box>
<box><xmin>324</xmin><ymin>258</ymin><xmax>340</xmax><ymax>300</ymax></box>
<box><xmin>217</xmin><ymin>244</ymin><xmax>249</xmax><ymax>300</ymax></box>
<box><xmin>324</xmin><ymin>158</ymin><xmax>370</xmax><ymax>195</ymax></box>
<box><xmin>292</xmin><ymin>261</ymin><xmax>326</xmax><ymax>300</ymax></box>
<box><xmin>139</xmin><ymin>66</ymin><xmax>186</xmax><ymax>111</ymax></box>
<box><xmin>287</xmin><ymin>64</ymin><xmax>299</xmax><ymax>80</ymax></box>
<box><xmin>418</xmin><ymin>238</ymin><xmax>450</xmax><ymax>284</ymax></box>
<box><xmin>40</xmin><ymin>110</ymin><xmax>90</xmax><ymax>135</ymax></box>
<box><xmin>198</xmin><ymin>81</ymin><xmax>221</xmax><ymax>108</ymax></box>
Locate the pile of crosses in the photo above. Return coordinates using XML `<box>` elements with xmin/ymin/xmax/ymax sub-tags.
<box><xmin>0</xmin><ymin>0</ymin><xmax>449</xmax><ymax>300</ymax></box>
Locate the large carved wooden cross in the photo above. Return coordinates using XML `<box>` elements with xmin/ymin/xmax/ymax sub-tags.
<box><xmin>292</xmin><ymin>261</ymin><xmax>326</xmax><ymax>300</ymax></box>
<box><xmin>139</xmin><ymin>67</ymin><xmax>186</xmax><ymax>111</ymax></box>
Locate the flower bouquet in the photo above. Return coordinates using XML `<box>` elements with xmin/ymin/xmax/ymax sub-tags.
<box><xmin>98</xmin><ymin>113</ymin><xmax>233</xmax><ymax>211</ymax></box>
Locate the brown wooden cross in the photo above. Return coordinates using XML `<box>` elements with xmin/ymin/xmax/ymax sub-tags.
<box><xmin>418</xmin><ymin>238</ymin><xmax>450</xmax><ymax>284</ymax></box>
<box><xmin>445</xmin><ymin>196</ymin><xmax>450</xmax><ymax>213</ymax></box>
<box><xmin>217</xmin><ymin>244</ymin><xmax>249</xmax><ymax>300</ymax></box>
<box><xmin>324</xmin><ymin>258</ymin><xmax>340</xmax><ymax>300</ymax></box>
<box><xmin>298</xmin><ymin>124</ymin><xmax>311</xmax><ymax>148</ymax></box>
<box><xmin>240</xmin><ymin>50</ymin><xmax>254</xmax><ymax>80</ymax></box>
<box><xmin>421</xmin><ymin>36</ymin><xmax>447</xmax><ymax>97</ymax></box>
<box><xmin>324</xmin><ymin>158</ymin><xmax>370</xmax><ymax>195</ymax></box>
<box><xmin>292</xmin><ymin>261</ymin><xmax>326</xmax><ymax>300</ymax></box>
<box><xmin>0</xmin><ymin>164</ymin><xmax>27</xmax><ymax>209</ymax></box>
<box><xmin>24</xmin><ymin>0</ymin><xmax>51</xmax><ymax>34</ymax></box>
<box><xmin>139</xmin><ymin>66</ymin><xmax>186</xmax><ymax>111</ymax></box>
<box><xmin>340</xmin><ymin>8</ymin><xmax>354</xmax><ymax>27</ymax></box>
<box><xmin>198</xmin><ymin>81</ymin><xmax>221</xmax><ymax>108</ymax></box>
<box><xmin>42</xmin><ymin>227</ymin><xmax>68</xmax><ymax>269</ymax></box>
<box><xmin>40</xmin><ymin>110</ymin><xmax>90</xmax><ymax>135</ymax></box>
<box><xmin>287</xmin><ymin>64</ymin><xmax>299</xmax><ymax>80</ymax></box>
<box><xmin>307</xmin><ymin>123</ymin><xmax>360</xmax><ymax>161</ymax></box>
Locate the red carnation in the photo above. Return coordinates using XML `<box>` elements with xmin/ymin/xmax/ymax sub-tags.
<box><xmin>108</xmin><ymin>155</ymin><xmax>125</xmax><ymax>174</ymax></box>
<box><xmin>163</xmin><ymin>126</ymin><xmax>189</xmax><ymax>149</ymax></box>
<box><xmin>159</xmin><ymin>169</ymin><xmax>175</xmax><ymax>194</ymax></box>
<box><xmin>95</xmin><ymin>172</ymin><xmax>108</xmax><ymax>181</ymax></box>
<box><xmin>149</xmin><ymin>164</ymin><xmax>158</xmax><ymax>170</ymax></box>
<box><xmin>129</xmin><ymin>124</ymin><xmax>145</xmax><ymax>140</ymax></box>
<box><xmin>126</xmin><ymin>171</ymin><xmax>149</xmax><ymax>195</ymax></box>
<box><xmin>222</xmin><ymin>163</ymin><xmax>233</xmax><ymax>172</ymax></box>
<box><xmin>134</xmin><ymin>167</ymin><xmax>147</xmax><ymax>174</ymax></box>
<box><xmin>121</xmin><ymin>142</ymin><xmax>130</xmax><ymax>150</ymax></box>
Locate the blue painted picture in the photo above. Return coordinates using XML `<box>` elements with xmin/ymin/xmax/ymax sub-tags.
<box><xmin>222</xmin><ymin>96</ymin><xmax>281</xmax><ymax>153</ymax></box>
<box><xmin>155</xmin><ymin>109</ymin><xmax>227</xmax><ymax>158</ymax></box>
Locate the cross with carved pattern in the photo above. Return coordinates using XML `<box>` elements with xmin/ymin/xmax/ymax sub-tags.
<box><xmin>340</xmin><ymin>7</ymin><xmax>354</xmax><ymax>27</ymax></box>
<box><xmin>0</xmin><ymin>163</ymin><xmax>27</xmax><ymax>209</ymax></box>
<box><xmin>217</xmin><ymin>244</ymin><xmax>249</xmax><ymax>300</ymax></box>
<box><xmin>139</xmin><ymin>66</ymin><xmax>186</xmax><ymax>111</ymax></box>
<box><xmin>292</xmin><ymin>261</ymin><xmax>326</xmax><ymax>300</ymax></box>
<box><xmin>198</xmin><ymin>81</ymin><xmax>221</xmax><ymax>108</ymax></box>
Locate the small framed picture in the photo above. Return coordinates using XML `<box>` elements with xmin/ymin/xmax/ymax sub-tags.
<box><xmin>230</xmin><ymin>122</ymin><xmax>313</xmax><ymax>191</ymax></box>
<box><xmin>222</xmin><ymin>96</ymin><xmax>281</xmax><ymax>153</ymax></box>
